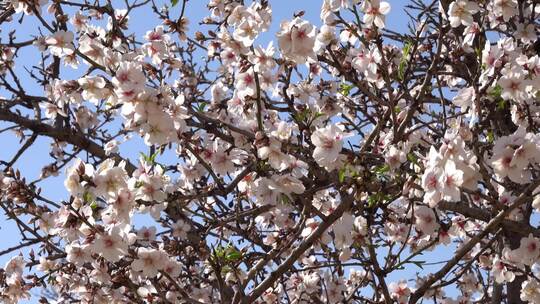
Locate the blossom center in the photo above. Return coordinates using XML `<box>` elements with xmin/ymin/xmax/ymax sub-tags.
<box><xmin>104</xmin><ymin>238</ymin><xmax>114</xmax><ymax>248</ymax></box>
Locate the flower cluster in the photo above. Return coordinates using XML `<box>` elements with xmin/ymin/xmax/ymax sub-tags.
<box><xmin>0</xmin><ymin>0</ymin><xmax>540</xmax><ymax>303</ymax></box>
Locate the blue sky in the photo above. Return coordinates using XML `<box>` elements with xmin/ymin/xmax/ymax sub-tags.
<box><xmin>0</xmin><ymin>0</ymin><xmax>460</xmax><ymax>302</ymax></box>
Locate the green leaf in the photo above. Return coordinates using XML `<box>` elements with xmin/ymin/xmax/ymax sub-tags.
<box><xmin>367</xmin><ymin>192</ymin><xmax>391</xmax><ymax>208</ymax></box>
<box><xmin>149</xmin><ymin>150</ymin><xmax>159</xmax><ymax>163</ymax></box>
<box><xmin>197</xmin><ymin>102</ymin><xmax>208</xmax><ymax>112</ymax></box>
<box><xmin>171</xmin><ymin>0</ymin><xmax>179</xmax><ymax>6</ymax></box>
<box><xmin>213</xmin><ymin>245</ymin><xmax>242</xmax><ymax>264</ymax></box>
<box><xmin>339</xmin><ymin>83</ymin><xmax>354</xmax><ymax>96</ymax></box>
<box><xmin>490</xmin><ymin>84</ymin><xmax>503</xmax><ymax>99</ymax></box>
<box><xmin>293</xmin><ymin>108</ymin><xmax>314</xmax><ymax>123</ymax></box>
<box><xmin>398</xmin><ymin>41</ymin><xmax>412</xmax><ymax>81</ymax></box>
<box><xmin>338</xmin><ymin>166</ymin><xmax>359</xmax><ymax>183</ymax></box>
<box><xmin>373</xmin><ymin>164</ymin><xmax>390</xmax><ymax>177</ymax></box>
<box><xmin>83</xmin><ymin>191</ymin><xmax>93</xmax><ymax>203</ymax></box>
<box><xmin>338</xmin><ymin>167</ymin><xmax>347</xmax><ymax>183</ymax></box>
<box><xmin>497</xmin><ymin>99</ymin><xmax>506</xmax><ymax>110</ymax></box>
<box><xmin>487</xmin><ymin>130</ymin><xmax>494</xmax><ymax>143</ymax></box>
<box><xmin>139</xmin><ymin>152</ymin><xmax>149</xmax><ymax>162</ymax></box>
<box><xmin>225</xmin><ymin>248</ymin><xmax>242</xmax><ymax>262</ymax></box>
<box><xmin>140</xmin><ymin>150</ymin><xmax>159</xmax><ymax>164</ymax></box>
<box><xmin>367</xmin><ymin>195</ymin><xmax>378</xmax><ymax>208</ymax></box>
<box><xmin>312</xmin><ymin>112</ymin><xmax>325</xmax><ymax>120</ymax></box>
<box><xmin>407</xmin><ymin>153</ymin><xmax>418</xmax><ymax>165</ymax></box>
<box><xmin>474</xmin><ymin>47</ymin><xmax>482</xmax><ymax>59</ymax></box>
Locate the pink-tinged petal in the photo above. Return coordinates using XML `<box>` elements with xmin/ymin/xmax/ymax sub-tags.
<box><xmin>363</xmin><ymin>14</ymin><xmax>375</xmax><ymax>25</ymax></box>
<box><xmin>379</xmin><ymin>2</ymin><xmax>391</xmax><ymax>15</ymax></box>
<box><xmin>374</xmin><ymin>16</ymin><xmax>386</xmax><ymax>28</ymax></box>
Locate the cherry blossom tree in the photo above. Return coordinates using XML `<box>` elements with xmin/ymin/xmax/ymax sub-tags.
<box><xmin>0</xmin><ymin>0</ymin><xmax>540</xmax><ymax>303</ymax></box>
